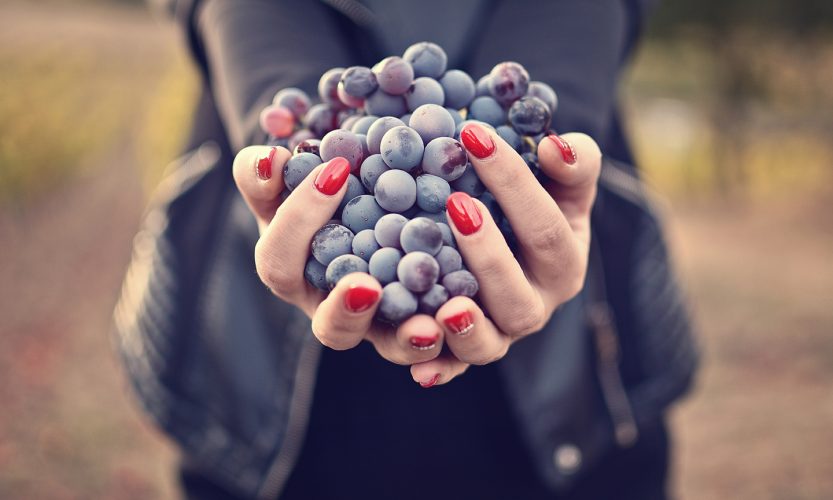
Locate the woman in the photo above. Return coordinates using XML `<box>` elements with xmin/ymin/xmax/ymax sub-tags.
<box><xmin>115</xmin><ymin>1</ymin><xmax>698</xmax><ymax>498</ymax></box>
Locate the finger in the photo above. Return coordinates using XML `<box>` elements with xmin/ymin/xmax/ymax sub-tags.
<box><xmin>410</xmin><ymin>352</ymin><xmax>470</xmax><ymax>388</ymax></box>
<box><xmin>436</xmin><ymin>296</ymin><xmax>510</xmax><ymax>365</ymax></box>
<box><xmin>311</xmin><ymin>272</ymin><xmax>381</xmax><ymax>350</ymax></box>
<box><xmin>537</xmin><ymin>133</ymin><xmax>602</xmax><ymax>243</ymax></box>
<box><xmin>445</xmin><ymin>192</ymin><xmax>546</xmax><ymax>337</ymax></box>
<box><xmin>459</xmin><ymin>123</ymin><xmax>576</xmax><ymax>282</ymax></box>
<box><xmin>367</xmin><ymin>314</ymin><xmax>444</xmax><ymax>365</ymax></box>
<box><xmin>232</xmin><ymin>145</ymin><xmax>291</xmax><ymax>231</ymax></box>
<box><xmin>255</xmin><ymin>157</ymin><xmax>350</xmax><ymax>303</ymax></box>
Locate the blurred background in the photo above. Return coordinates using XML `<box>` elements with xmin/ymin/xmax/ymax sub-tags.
<box><xmin>1</xmin><ymin>0</ymin><xmax>831</xmax><ymax>498</ymax></box>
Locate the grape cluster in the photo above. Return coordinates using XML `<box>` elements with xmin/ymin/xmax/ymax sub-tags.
<box><xmin>258</xmin><ymin>41</ymin><xmax>558</xmax><ymax>324</ymax></box>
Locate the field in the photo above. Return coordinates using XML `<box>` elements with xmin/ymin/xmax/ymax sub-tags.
<box><xmin>1</xmin><ymin>2</ymin><xmax>831</xmax><ymax>499</ymax></box>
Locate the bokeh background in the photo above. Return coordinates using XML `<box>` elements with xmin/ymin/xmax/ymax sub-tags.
<box><xmin>1</xmin><ymin>0</ymin><xmax>832</xmax><ymax>498</ymax></box>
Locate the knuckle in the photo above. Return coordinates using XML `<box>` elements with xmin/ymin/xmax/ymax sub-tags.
<box><xmin>464</xmin><ymin>346</ymin><xmax>507</xmax><ymax>366</ymax></box>
<box><xmin>504</xmin><ymin>301</ymin><xmax>547</xmax><ymax>337</ymax></box>
<box><xmin>254</xmin><ymin>240</ymin><xmax>297</xmax><ymax>295</ymax></box>
<box><xmin>526</xmin><ymin>223</ymin><xmax>567</xmax><ymax>256</ymax></box>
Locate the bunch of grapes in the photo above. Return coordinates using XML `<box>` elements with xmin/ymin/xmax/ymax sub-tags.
<box><xmin>257</xmin><ymin>41</ymin><xmax>557</xmax><ymax>324</ymax></box>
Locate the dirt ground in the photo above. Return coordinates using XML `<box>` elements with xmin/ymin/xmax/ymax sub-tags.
<box><xmin>1</xmin><ymin>2</ymin><xmax>831</xmax><ymax>499</ymax></box>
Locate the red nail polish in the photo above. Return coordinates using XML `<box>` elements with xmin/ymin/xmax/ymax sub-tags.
<box><xmin>419</xmin><ymin>373</ymin><xmax>440</xmax><ymax>388</ymax></box>
<box><xmin>314</xmin><ymin>157</ymin><xmax>351</xmax><ymax>195</ymax></box>
<box><xmin>410</xmin><ymin>335</ymin><xmax>438</xmax><ymax>351</ymax></box>
<box><xmin>256</xmin><ymin>147</ymin><xmax>277</xmax><ymax>180</ymax></box>
<box><xmin>446</xmin><ymin>192</ymin><xmax>482</xmax><ymax>235</ymax></box>
<box><xmin>460</xmin><ymin>123</ymin><xmax>496</xmax><ymax>159</ymax></box>
<box><xmin>344</xmin><ymin>285</ymin><xmax>378</xmax><ymax>313</ymax></box>
<box><xmin>444</xmin><ymin>310</ymin><xmax>474</xmax><ymax>335</ymax></box>
<box><xmin>547</xmin><ymin>134</ymin><xmax>577</xmax><ymax>165</ymax></box>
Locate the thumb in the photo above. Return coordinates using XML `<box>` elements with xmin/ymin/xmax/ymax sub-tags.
<box><xmin>232</xmin><ymin>145</ymin><xmax>291</xmax><ymax>231</ymax></box>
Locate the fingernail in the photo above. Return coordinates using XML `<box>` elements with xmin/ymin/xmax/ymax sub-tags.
<box><xmin>446</xmin><ymin>192</ymin><xmax>482</xmax><ymax>235</ymax></box>
<box><xmin>547</xmin><ymin>134</ymin><xmax>577</xmax><ymax>165</ymax></box>
<box><xmin>419</xmin><ymin>373</ymin><xmax>440</xmax><ymax>388</ymax></box>
<box><xmin>256</xmin><ymin>147</ymin><xmax>277</xmax><ymax>180</ymax></box>
<box><xmin>344</xmin><ymin>284</ymin><xmax>379</xmax><ymax>313</ymax></box>
<box><xmin>314</xmin><ymin>157</ymin><xmax>351</xmax><ymax>195</ymax></box>
<box><xmin>444</xmin><ymin>310</ymin><xmax>474</xmax><ymax>336</ymax></box>
<box><xmin>409</xmin><ymin>335</ymin><xmax>438</xmax><ymax>351</ymax></box>
<box><xmin>460</xmin><ymin>123</ymin><xmax>496</xmax><ymax>159</ymax></box>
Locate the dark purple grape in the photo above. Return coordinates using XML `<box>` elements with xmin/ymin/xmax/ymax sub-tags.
<box><xmin>312</xmin><ymin>223</ymin><xmax>354</xmax><ymax>266</ymax></box>
<box><xmin>400</xmin><ymin>113</ymin><xmax>412</xmax><ymax>124</ymax></box>
<box><xmin>439</xmin><ymin>69</ymin><xmax>476</xmax><ymax>109</ymax></box>
<box><xmin>496</xmin><ymin>125</ymin><xmax>522</xmax><ymax>152</ymax></box>
<box><xmin>397</xmin><ymin>251</ymin><xmax>440</xmax><ymax>293</ymax></box>
<box><xmin>373</xmin><ymin>56</ymin><xmax>414</xmax><ymax>95</ymax></box>
<box><xmin>437</xmin><ymin>222</ymin><xmax>456</xmax><ymax>248</ymax></box>
<box><xmin>421</xmin><ymin>137</ymin><xmax>467</xmax><ymax>181</ymax></box>
<box><xmin>374</xmin><ymin>213</ymin><xmax>408</xmax><ymax>248</ymax></box>
<box><xmin>325</xmin><ymin>254</ymin><xmax>369</xmax><ymax>289</ymax></box>
<box><xmin>350</xmin><ymin>115</ymin><xmax>379</xmax><ymax>135</ymax></box>
<box><xmin>318</xmin><ymin>68</ymin><xmax>346</xmax><ymax>107</ymax></box>
<box><xmin>488</xmin><ymin>62</ymin><xmax>530</xmax><ymax>105</ymax></box>
<box><xmin>319</xmin><ymin>129</ymin><xmax>364</xmax><ymax>171</ymax></box>
<box><xmin>355</xmin><ymin>133</ymin><xmax>370</xmax><ymax>166</ymax></box>
<box><xmin>415</xmin><ymin>174</ymin><xmax>451</xmax><ymax>213</ymax></box>
<box><xmin>475</xmin><ymin>75</ymin><xmax>491</xmax><ymax>97</ymax></box>
<box><xmin>522</xmin><ymin>152</ymin><xmax>542</xmax><ymax>178</ymax></box>
<box><xmin>405</xmin><ymin>77</ymin><xmax>445</xmax><ymax>111</ymax></box>
<box><xmin>304</xmin><ymin>256</ymin><xmax>328</xmax><ymax>290</ymax></box>
<box><xmin>293</xmin><ymin>138</ymin><xmax>322</xmax><ymax>156</ymax></box>
<box><xmin>378</xmin><ymin>282</ymin><xmax>418</xmax><ymax>323</ymax></box>
<box><xmin>403</xmin><ymin>42</ymin><xmax>447</xmax><ymax>79</ymax></box>
<box><xmin>418</xmin><ymin>284</ymin><xmax>448</xmax><ymax>315</ymax></box>
<box><xmin>508</xmin><ymin>96</ymin><xmax>552</xmax><ymax>136</ymax></box>
<box><xmin>304</xmin><ymin>103</ymin><xmax>339</xmax><ymax>137</ymax></box>
<box><xmin>478</xmin><ymin>191</ymin><xmax>503</xmax><ymax>225</ymax></box>
<box><xmin>435</xmin><ymin>246</ymin><xmax>462</xmax><ymax>276</ymax></box>
<box><xmin>527</xmin><ymin>81</ymin><xmax>558</xmax><ymax>113</ymax></box>
<box><xmin>366</xmin><ymin>116</ymin><xmax>405</xmax><ymax>155</ymax></box>
<box><xmin>342</xmin><ymin>195</ymin><xmax>387</xmax><ymax>233</ymax></box>
<box><xmin>338</xmin><ymin>174</ymin><xmax>364</xmax><ymax>214</ymax></box>
<box><xmin>359</xmin><ymin>154</ymin><xmax>390</xmax><ymax>192</ymax></box>
<box><xmin>468</xmin><ymin>96</ymin><xmax>506</xmax><ymax>127</ymax></box>
<box><xmin>374</xmin><ymin>169</ymin><xmax>417</xmax><ymax>213</ymax></box>
<box><xmin>408</xmin><ymin>104</ymin><xmax>456</xmax><ymax>143</ymax></box>
<box><xmin>352</xmin><ymin>229</ymin><xmax>381</xmax><ymax>261</ymax></box>
<box><xmin>400</xmin><ymin>217</ymin><xmax>443</xmax><ymax>255</ymax></box>
<box><xmin>364</xmin><ymin>90</ymin><xmax>407</xmax><ymax>117</ymax></box>
<box><xmin>445</xmin><ymin>108</ymin><xmax>464</xmax><ymax>126</ymax></box>
<box><xmin>283</xmin><ymin>152</ymin><xmax>322</xmax><ymax>191</ymax></box>
<box><xmin>369</xmin><ymin>247</ymin><xmax>403</xmax><ymax>285</ymax></box>
<box><xmin>337</xmin><ymin>85</ymin><xmax>365</xmax><ymax>108</ymax></box>
<box><xmin>450</xmin><ymin>163</ymin><xmax>486</xmax><ymax>198</ymax></box>
<box><xmin>415</xmin><ymin>210</ymin><xmax>448</xmax><ymax>225</ymax></box>
<box><xmin>273</xmin><ymin>87</ymin><xmax>311</xmax><ymax>119</ymax></box>
<box><xmin>442</xmin><ymin>270</ymin><xmax>479</xmax><ymax>298</ymax></box>
<box><xmin>340</xmin><ymin>114</ymin><xmax>363</xmax><ymax>131</ymax></box>
<box><xmin>289</xmin><ymin>129</ymin><xmax>316</xmax><ymax>152</ymax></box>
<box><xmin>340</xmin><ymin>66</ymin><xmax>378</xmax><ymax>97</ymax></box>
<box><xmin>379</xmin><ymin>126</ymin><xmax>424</xmax><ymax>171</ymax></box>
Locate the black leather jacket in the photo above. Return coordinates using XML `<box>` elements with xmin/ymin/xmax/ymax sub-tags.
<box><xmin>115</xmin><ymin>1</ymin><xmax>698</xmax><ymax>498</ymax></box>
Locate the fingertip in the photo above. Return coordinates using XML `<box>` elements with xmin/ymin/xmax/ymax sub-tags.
<box><xmin>538</xmin><ymin>133</ymin><xmax>601</xmax><ymax>187</ymax></box>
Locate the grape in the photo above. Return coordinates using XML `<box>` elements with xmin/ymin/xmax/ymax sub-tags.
<box><xmin>366</xmin><ymin>116</ymin><xmax>405</xmax><ymax>155</ymax></box>
<box><xmin>319</xmin><ymin>130</ymin><xmax>364</xmax><ymax>171</ymax></box>
<box><xmin>304</xmin><ymin>103</ymin><xmax>338</xmax><ymax>137</ymax></box>
<box><xmin>488</xmin><ymin>62</ymin><xmax>529</xmax><ymax>105</ymax></box>
<box><xmin>442</xmin><ymin>270</ymin><xmax>479</xmax><ymax>298</ymax></box>
<box><xmin>318</xmin><ymin>67</ymin><xmax>346</xmax><ymax>107</ymax></box>
<box><xmin>340</xmin><ymin>66</ymin><xmax>378</xmax><ymax>97</ymax></box>
<box><xmin>289</xmin><ymin>129</ymin><xmax>316</xmax><ymax>152</ymax></box>
<box><xmin>379</xmin><ymin>126</ymin><xmax>424</xmax><ymax>171</ymax></box>
<box><xmin>450</xmin><ymin>163</ymin><xmax>485</xmax><ymax>197</ymax></box>
<box><xmin>508</xmin><ymin>96</ymin><xmax>552</xmax><ymax>136</ymax></box>
<box><xmin>283</xmin><ymin>152</ymin><xmax>322</xmax><ymax>191</ymax></box>
<box><xmin>368</xmin><ymin>247</ymin><xmax>403</xmax><ymax>285</ymax></box>
<box><xmin>364</xmin><ymin>89</ymin><xmax>407</xmax><ymax>117</ymax></box>
<box><xmin>400</xmin><ymin>217</ymin><xmax>443</xmax><ymax>255</ymax></box>
<box><xmin>437</xmin><ymin>222</ymin><xmax>456</xmax><ymax>248</ymax></box>
<box><xmin>312</xmin><ymin>223</ymin><xmax>354</xmax><ymax>266</ymax></box>
<box><xmin>336</xmin><ymin>85</ymin><xmax>364</xmax><ymax>108</ymax></box>
<box><xmin>415</xmin><ymin>210</ymin><xmax>448</xmax><ymax>225</ymax></box>
<box><xmin>359</xmin><ymin>154</ymin><xmax>390</xmax><ymax>192</ymax></box>
<box><xmin>304</xmin><ymin>257</ymin><xmax>328</xmax><ymax>290</ymax></box>
<box><xmin>265</xmin><ymin>137</ymin><xmax>289</xmax><ymax>148</ymax></box>
<box><xmin>342</xmin><ymin>195</ymin><xmax>387</xmax><ymax>233</ymax></box>
<box><xmin>527</xmin><ymin>81</ymin><xmax>558</xmax><ymax>113</ymax></box>
<box><xmin>478</xmin><ymin>191</ymin><xmax>503</xmax><ymax>225</ymax></box>
<box><xmin>439</xmin><ymin>69</ymin><xmax>476</xmax><ymax>109</ymax></box>
<box><xmin>397</xmin><ymin>251</ymin><xmax>440</xmax><ymax>293</ymax></box>
<box><xmin>435</xmin><ymin>246</ymin><xmax>462</xmax><ymax>276</ymax></box>
<box><xmin>325</xmin><ymin>254</ymin><xmax>369</xmax><ymax>289</ymax></box>
<box><xmin>421</xmin><ymin>137</ymin><xmax>467</xmax><ymax>181</ymax></box>
<box><xmin>445</xmin><ymin>107</ymin><xmax>464</xmax><ymax>126</ymax></box>
<box><xmin>374</xmin><ymin>169</ymin><xmax>417</xmax><ymax>213</ymax></box>
<box><xmin>496</xmin><ymin>125</ymin><xmax>522</xmax><ymax>152</ymax></box>
<box><xmin>355</xmin><ymin>133</ymin><xmax>370</xmax><ymax>166</ymax></box>
<box><xmin>415</xmin><ymin>174</ymin><xmax>451</xmax><ymax>213</ymax></box>
<box><xmin>259</xmin><ymin>105</ymin><xmax>295</xmax><ymax>138</ymax></box>
<box><xmin>378</xmin><ymin>282</ymin><xmax>418</xmax><ymax>323</ymax></box>
<box><xmin>273</xmin><ymin>87</ymin><xmax>311</xmax><ymax>119</ymax></box>
<box><xmin>400</xmin><ymin>113</ymin><xmax>412</xmax><ymax>124</ymax></box>
<box><xmin>340</xmin><ymin>114</ymin><xmax>363</xmax><ymax>131</ymax></box>
<box><xmin>405</xmin><ymin>77</ymin><xmax>445</xmax><ymax>111</ymax></box>
<box><xmin>338</xmin><ymin>174</ymin><xmax>364</xmax><ymax>214</ymax></box>
<box><xmin>403</xmin><ymin>42</ymin><xmax>447</xmax><ymax>79</ymax></box>
<box><xmin>475</xmin><ymin>75</ymin><xmax>491</xmax><ymax>97</ymax></box>
<box><xmin>350</xmin><ymin>115</ymin><xmax>379</xmax><ymax>135</ymax></box>
<box><xmin>418</xmin><ymin>284</ymin><xmax>449</xmax><ymax>315</ymax></box>
<box><xmin>408</xmin><ymin>104</ymin><xmax>455</xmax><ymax>144</ymax></box>
<box><xmin>352</xmin><ymin>229</ymin><xmax>381</xmax><ymax>261</ymax></box>
<box><xmin>522</xmin><ymin>152</ymin><xmax>542</xmax><ymax>178</ymax></box>
<box><xmin>373</xmin><ymin>56</ymin><xmax>414</xmax><ymax>95</ymax></box>
<box><xmin>468</xmin><ymin>96</ymin><xmax>506</xmax><ymax>126</ymax></box>
<box><xmin>374</xmin><ymin>213</ymin><xmax>408</xmax><ymax>248</ymax></box>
